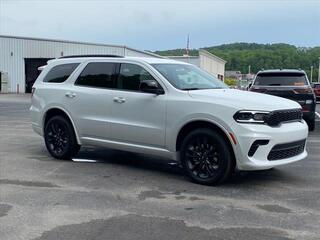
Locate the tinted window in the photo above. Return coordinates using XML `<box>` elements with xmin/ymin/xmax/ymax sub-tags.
<box><xmin>152</xmin><ymin>64</ymin><xmax>227</xmax><ymax>90</ymax></box>
<box><xmin>254</xmin><ymin>73</ymin><xmax>308</xmax><ymax>86</ymax></box>
<box><xmin>76</xmin><ymin>62</ymin><xmax>116</xmax><ymax>88</ymax></box>
<box><xmin>43</xmin><ymin>63</ymin><xmax>79</xmax><ymax>83</ymax></box>
<box><xmin>118</xmin><ymin>63</ymin><xmax>155</xmax><ymax>91</ymax></box>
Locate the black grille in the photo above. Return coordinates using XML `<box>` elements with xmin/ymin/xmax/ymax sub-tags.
<box><xmin>265</xmin><ymin>109</ymin><xmax>302</xmax><ymax>127</ymax></box>
<box><xmin>268</xmin><ymin>139</ymin><xmax>306</xmax><ymax>161</ymax></box>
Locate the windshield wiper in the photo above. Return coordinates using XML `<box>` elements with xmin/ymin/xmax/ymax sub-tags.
<box><xmin>181</xmin><ymin>87</ymin><xmax>223</xmax><ymax>91</ymax></box>
<box><xmin>181</xmin><ymin>88</ymin><xmax>201</xmax><ymax>91</ymax></box>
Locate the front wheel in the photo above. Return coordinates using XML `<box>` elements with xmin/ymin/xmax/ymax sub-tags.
<box><xmin>44</xmin><ymin>115</ymin><xmax>80</xmax><ymax>160</ymax></box>
<box><xmin>180</xmin><ymin>128</ymin><xmax>234</xmax><ymax>185</ymax></box>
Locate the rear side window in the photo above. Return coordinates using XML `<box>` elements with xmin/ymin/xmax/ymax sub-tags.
<box><xmin>254</xmin><ymin>73</ymin><xmax>308</xmax><ymax>86</ymax></box>
<box><xmin>43</xmin><ymin>63</ymin><xmax>79</xmax><ymax>83</ymax></box>
<box><xmin>118</xmin><ymin>63</ymin><xmax>155</xmax><ymax>91</ymax></box>
<box><xmin>75</xmin><ymin>62</ymin><xmax>117</xmax><ymax>88</ymax></box>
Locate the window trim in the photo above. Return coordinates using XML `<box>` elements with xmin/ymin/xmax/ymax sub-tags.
<box><xmin>43</xmin><ymin>63</ymin><xmax>80</xmax><ymax>84</ymax></box>
<box><xmin>73</xmin><ymin>61</ymin><xmax>165</xmax><ymax>94</ymax></box>
<box><xmin>74</xmin><ymin>62</ymin><xmax>119</xmax><ymax>89</ymax></box>
<box><xmin>115</xmin><ymin>63</ymin><xmax>164</xmax><ymax>94</ymax></box>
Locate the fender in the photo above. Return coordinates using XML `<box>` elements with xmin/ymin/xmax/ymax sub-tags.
<box><xmin>42</xmin><ymin>105</ymin><xmax>82</xmax><ymax>145</ymax></box>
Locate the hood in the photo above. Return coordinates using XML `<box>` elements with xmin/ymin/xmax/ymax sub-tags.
<box><xmin>188</xmin><ymin>89</ymin><xmax>301</xmax><ymax>111</ymax></box>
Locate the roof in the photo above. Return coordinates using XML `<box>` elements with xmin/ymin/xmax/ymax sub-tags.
<box><xmin>257</xmin><ymin>69</ymin><xmax>306</xmax><ymax>74</ymax></box>
<box><xmin>198</xmin><ymin>49</ymin><xmax>227</xmax><ymax>63</ymax></box>
<box><xmin>166</xmin><ymin>56</ymin><xmax>199</xmax><ymax>59</ymax></box>
<box><xmin>47</xmin><ymin>56</ymin><xmax>190</xmax><ymax>65</ymax></box>
<box><xmin>0</xmin><ymin>34</ymin><xmax>163</xmax><ymax>58</ymax></box>
<box><xmin>165</xmin><ymin>49</ymin><xmax>227</xmax><ymax>64</ymax></box>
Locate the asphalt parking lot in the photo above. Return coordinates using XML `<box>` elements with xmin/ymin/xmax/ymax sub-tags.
<box><xmin>0</xmin><ymin>94</ymin><xmax>319</xmax><ymax>240</ymax></box>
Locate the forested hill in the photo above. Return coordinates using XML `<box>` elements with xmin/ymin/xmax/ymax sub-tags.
<box><xmin>154</xmin><ymin>43</ymin><xmax>320</xmax><ymax>80</ymax></box>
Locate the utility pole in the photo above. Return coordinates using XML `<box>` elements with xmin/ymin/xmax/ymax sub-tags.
<box><xmin>186</xmin><ymin>34</ymin><xmax>190</xmax><ymax>56</ymax></box>
<box><xmin>248</xmin><ymin>65</ymin><xmax>251</xmax><ymax>74</ymax></box>
<box><xmin>318</xmin><ymin>57</ymin><xmax>320</xmax><ymax>83</ymax></box>
<box><xmin>310</xmin><ymin>66</ymin><xmax>313</xmax><ymax>82</ymax></box>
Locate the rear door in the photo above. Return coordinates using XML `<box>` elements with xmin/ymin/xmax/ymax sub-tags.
<box><xmin>109</xmin><ymin>63</ymin><xmax>166</xmax><ymax>147</ymax></box>
<box><xmin>66</xmin><ymin>61</ymin><xmax>117</xmax><ymax>141</ymax></box>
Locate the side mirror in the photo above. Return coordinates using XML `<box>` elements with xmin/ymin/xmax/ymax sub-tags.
<box><xmin>140</xmin><ymin>80</ymin><xmax>164</xmax><ymax>95</ymax></box>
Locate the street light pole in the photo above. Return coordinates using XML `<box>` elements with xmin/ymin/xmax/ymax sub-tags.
<box><xmin>310</xmin><ymin>66</ymin><xmax>313</xmax><ymax>82</ymax></box>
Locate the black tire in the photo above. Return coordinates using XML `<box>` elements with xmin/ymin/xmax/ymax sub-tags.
<box><xmin>180</xmin><ymin>128</ymin><xmax>234</xmax><ymax>185</ymax></box>
<box><xmin>44</xmin><ymin>115</ymin><xmax>80</xmax><ymax>160</ymax></box>
<box><xmin>307</xmin><ymin>118</ymin><xmax>315</xmax><ymax>132</ymax></box>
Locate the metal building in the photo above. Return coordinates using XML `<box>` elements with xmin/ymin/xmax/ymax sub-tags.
<box><xmin>0</xmin><ymin>35</ymin><xmax>161</xmax><ymax>93</ymax></box>
<box><xmin>167</xmin><ymin>49</ymin><xmax>227</xmax><ymax>81</ymax></box>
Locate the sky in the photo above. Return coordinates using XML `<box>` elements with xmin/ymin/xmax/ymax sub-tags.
<box><xmin>0</xmin><ymin>0</ymin><xmax>319</xmax><ymax>51</ymax></box>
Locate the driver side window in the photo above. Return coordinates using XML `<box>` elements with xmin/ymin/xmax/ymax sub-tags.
<box><xmin>118</xmin><ymin>63</ymin><xmax>155</xmax><ymax>91</ymax></box>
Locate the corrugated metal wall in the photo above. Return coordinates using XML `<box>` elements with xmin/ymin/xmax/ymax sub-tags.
<box><xmin>0</xmin><ymin>36</ymin><xmax>156</xmax><ymax>93</ymax></box>
<box><xmin>199</xmin><ymin>51</ymin><xmax>225</xmax><ymax>79</ymax></box>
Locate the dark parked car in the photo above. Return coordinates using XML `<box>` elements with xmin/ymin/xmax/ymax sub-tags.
<box><xmin>311</xmin><ymin>83</ymin><xmax>320</xmax><ymax>101</ymax></box>
<box><xmin>249</xmin><ymin>69</ymin><xmax>316</xmax><ymax>131</ymax></box>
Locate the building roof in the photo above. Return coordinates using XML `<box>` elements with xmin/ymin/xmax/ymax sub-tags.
<box><xmin>0</xmin><ymin>34</ymin><xmax>162</xmax><ymax>58</ymax></box>
<box><xmin>165</xmin><ymin>49</ymin><xmax>227</xmax><ymax>64</ymax></box>
<box><xmin>198</xmin><ymin>49</ymin><xmax>227</xmax><ymax>63</ymax></box>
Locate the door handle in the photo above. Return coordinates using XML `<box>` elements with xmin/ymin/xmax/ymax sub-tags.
<box><xmin>65</xmin><ymin>92</ymin><xmax>76</xmax><ymax>98</ymax></box>
<box><xmin>113</xmin><ymin>97</ymin><xmax>126</xmax><ymax>103</ymax></box>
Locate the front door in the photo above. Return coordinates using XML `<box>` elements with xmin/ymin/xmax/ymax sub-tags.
<box><xmin>110</xmin><ymin>63</ymin><xmax>166</xmax><ymax>147</ymax></box>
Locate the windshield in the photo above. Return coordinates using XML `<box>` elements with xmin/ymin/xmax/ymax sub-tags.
<box><xmin>152</xmin><ymin>64</ymin><xmax>227</xmax><ymax>90</ymax></box>
<box><xmin>254</xmin><ymin>73</ymin><xmax>308</xmax><ymax>86</ymax></box>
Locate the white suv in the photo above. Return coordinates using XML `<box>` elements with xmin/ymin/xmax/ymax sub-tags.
<box><xmin>30</xmin><ymin>55</ymin><xmax>308</xmax><ymax>185</ymax></box>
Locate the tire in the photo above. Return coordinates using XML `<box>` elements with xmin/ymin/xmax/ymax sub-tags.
<box><xmin>307</xmin><ymin>118</ymin><xmax>315</xmax><ymax>132</ymax></box>
<box><xmin>180</xmin><ymin>128</ymin><xmax>234</xmax><ymax>185</ymax></box>
<box><xmin>44</xmin><ymin>115</ymin><xmax>80</xmax><ymax>160</ymax></box>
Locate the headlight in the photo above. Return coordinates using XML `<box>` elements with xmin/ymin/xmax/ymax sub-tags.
<box><xmin>233</xmin><ymin>110</ymin><xmax>270</xmax><ymax>124</ymax></box>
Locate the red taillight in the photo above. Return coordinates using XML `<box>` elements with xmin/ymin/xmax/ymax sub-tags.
<box><xmin>249</xmin><ymin>87</ymin><xmax>265</xmax><ymax>93</ymax></box>
<box><xmin>31</xmin><ymin>87</ymin><xmax>36</xmax><ymax>98</ymax></box>
<box><xmin>293</xmin><ymin>88</ymin><xmax>313</xmax><ymax>94</ymax></box>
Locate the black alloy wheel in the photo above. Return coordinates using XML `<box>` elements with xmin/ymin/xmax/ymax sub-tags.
<box><xmin>44</xmin><ymin>115</ymin><xmax>80</xmax><ymax>160</ymax></box>
<box><xmin>181</xmin><ymin>128</ymin><xmax>234</xmax><ymax>185</ymax></box>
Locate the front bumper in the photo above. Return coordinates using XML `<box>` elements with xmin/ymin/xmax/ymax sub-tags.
<box><xmin>231</xmin><ymin>120</ymin><xmax>308</xmax><ymax>171</ymax></box>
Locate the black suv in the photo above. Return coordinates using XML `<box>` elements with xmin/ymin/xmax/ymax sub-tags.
<box><xmin>249</xmin><ymin>69</ymin><xmax>316</xmax><ymax>131</ymax></box>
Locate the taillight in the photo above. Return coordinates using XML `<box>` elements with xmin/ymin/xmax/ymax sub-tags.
<box><xmin>31</xmin><ymin>87</ymin><xmax>36</xmax><ymax>98</ymax></box>
<box><xmin>293</xmin><ymin>87</ymin><xmax>313</xmax><ymax>94</ymax></box>
<box><xmin>249</xmin><ymin>87</ymin><xmax>265</xmax><ymax>93</ymax></box>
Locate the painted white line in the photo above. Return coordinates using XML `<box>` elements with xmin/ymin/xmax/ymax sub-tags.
<box><xmin>72</xmin><ymin>158</ymin><xmax>98</xmax><ymax>163</ymax></box>
<box><xmin>307</xmin><ymin>140</ymin><xmax>320</xmax><ymax>143</ymax></box>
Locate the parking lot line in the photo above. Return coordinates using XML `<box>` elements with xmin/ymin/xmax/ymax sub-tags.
<box><xmin>316</xmin><ymin>112</ymin><xmax>320</xmax><ymax>119</ymax></box>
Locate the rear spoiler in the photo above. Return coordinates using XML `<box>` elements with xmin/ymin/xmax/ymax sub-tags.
<box><xmin>38</xmin><ymin>65</ymin><xmax>47</xmax><ymax>71</ymax></box>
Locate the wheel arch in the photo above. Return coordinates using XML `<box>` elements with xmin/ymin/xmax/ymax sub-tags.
<box><xmin>43</xmin><ymin>107</ymin><xmax>81</xmax><ymax>145</ymax></box>
<box><xmin>175</xmin><ymin>120</ymin><xmax>236</xmax><ymax>166</ymax></box>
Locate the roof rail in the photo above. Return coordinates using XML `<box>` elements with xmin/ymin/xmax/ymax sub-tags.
<box><xmin>59</xmin><ymin>54</ymin><xmax>124</xmax><ymax>59</ymax></box>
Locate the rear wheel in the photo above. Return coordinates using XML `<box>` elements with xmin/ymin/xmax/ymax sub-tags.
<box><xmin>44</xmin><ymin>115</ymin><xmax>80</xmax><ymax>160</ymax></box>
<box><xmin>180</xmin><ymin>128</ymin><xmax>234</xmax><ymax>185</ymax></box>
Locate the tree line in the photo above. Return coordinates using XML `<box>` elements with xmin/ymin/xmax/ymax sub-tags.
<box><xmin>154</xmin><ymin>43</ymin><xmax>320</xmax><ymax>82</ymax></box>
